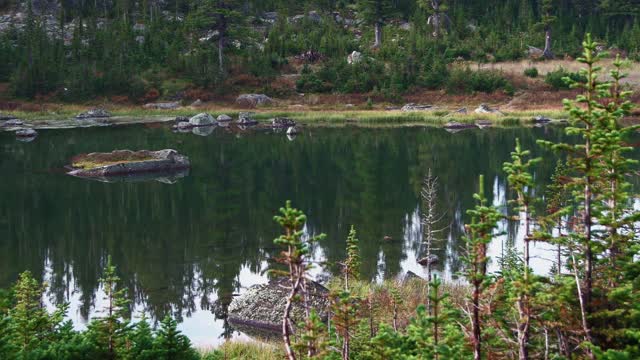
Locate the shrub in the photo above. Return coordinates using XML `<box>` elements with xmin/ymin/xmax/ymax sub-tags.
<box><xmin>545</xmin><ymin>67</ymin><xmax>587</xmax><ymax>89</ymax></box>
<box><xmin>446</xmin><ymin>68</ymin><xmax>512</xmax><ymax>94</ymax></box>
<box><xmin>524</xmin><ymin>67</ymin><xmax>539</xmax><ymax>78</ymax></box>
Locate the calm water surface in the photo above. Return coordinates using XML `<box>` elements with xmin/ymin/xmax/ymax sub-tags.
<box><xmin>1</xmin><ymin>123</ymin><xmax>635</xmax><ymax>345</ymax></box>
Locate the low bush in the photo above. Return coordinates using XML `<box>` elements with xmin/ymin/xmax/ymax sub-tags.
<box><xmin>545</xmin><ymin>67</ymin><xmax>587</xmax><ymax>89</ymax></box>
<box><xmin>446</xmin><ymin>68</ymin><xmax>513</xmax><ymax>94</ymax></box>
<box><xmin>524</xmin><ymin>67</ymin><xmax>539</xmax><ymax>78</ymax></box>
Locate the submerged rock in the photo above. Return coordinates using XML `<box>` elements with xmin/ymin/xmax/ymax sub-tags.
<box><xmin>236</xmin><ymin>94</ymin><xmax>273</xmax><ymax>108</ymax></box>
<box><xmin>286</xmin><ymin>126</ymin><xmax>301</xmax><ymax>135</ymax></box>
<box><xmin>444</xmin><ymin>121</ymin><xmax>476</xmax><ymax>130</ymax></box>
<box><xmin>67</xmin><ymin>149</ymin><xmax>190</xmax><ymax>178</ymax></box>
<box><xmin>237</xmin><ymin>112</ymin><xmax>258</xmax><ymax>126</ymax></box>
<box><xmin>76</xmin><ymin>108</ymin><xmax>112</xmax><ymax>119</ymax></box>
<box><xmin>228</xmin><ymin>278</ymin><xmax>330</xmax><ymax>333</ymax></box>
<box><xmin>475</xmin><ymin>120</ymin><xmax>493</xmax><ymax>128</ymax></box>
<box><xmin>15</xmin><ymin>128</ymin><xmax>37</xmax><ymax>138</ymax></box>
<box><xmin>532</xmin><ymin>115</ymin><xmax>552</xmax><ymax>124</ymax></box>
<box><xmin>189</xmin><ymin>113</ymin><xmax>215</xmax><ymax>127</ymax></box>
<box><xmin>271</xmin><ymin>117</ymin><xmax>296</xmax><ymax>128</ymax></box>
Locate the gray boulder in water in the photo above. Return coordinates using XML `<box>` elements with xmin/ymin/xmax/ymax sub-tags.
<box><xmin>237</xmin><ymin>112</ymin><xmax>258</xmax><ymax>126</ymax></box>
<box><xmin>228</xmin><ymin>278</ymin><xmax>330</xmax><ymax>333</ymax></box>
<box><xmin>216</xmin><ymin>114</ymin><xmax>233</xmax><ymax>122</ymax></box>
<box><xmin>3</xmin><ymin>119</ymin><xmax>24</xmax><ymax>127</ymax></box>
<box><xmin>188</xmin><ymin>113</ymin><xmax>215</xmax><ymax>127</ymax></box>
<box><xmin>76</xmin><ymin>108</ymin><xmax>112</xmax><ymax>119</ymax></box>
<box><xmin>236</xmin><ymin>94</ymin><xmax>273</xmax><ymax>108</ymax></box>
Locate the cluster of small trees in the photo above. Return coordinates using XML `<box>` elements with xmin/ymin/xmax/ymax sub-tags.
<box><xmin>2</xmin><ymin>0</ymin><xmax>640</xmax><ymax>100</ymax></box>
<box><xmin>270</xmin><ymin>38</ymin><xmax>640</xmax><ymax>359</ymax></box>
<box><xmin>0</xmin><ymin>258</ymin><xmax>202</xmax><ymax>359</ymax></box>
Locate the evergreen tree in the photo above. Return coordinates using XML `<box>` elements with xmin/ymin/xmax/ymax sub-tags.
<box><xmin>153</xmin><ymin>316</ymin><xmax>199</xmax><ymax>360</ymax></box>
<box><xmin>357</xmin><ymin>0</ymin><xmax>398</xmax><ymax>48</ymax></box>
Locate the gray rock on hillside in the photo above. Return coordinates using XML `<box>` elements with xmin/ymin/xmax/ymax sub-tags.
<box><xmin>236</xmin><ymin>94</ymin><xmax>273</xmax><ymax>108</ymax></box>
<box><xmin>347</xmin><ymin>51</ymin><xmax>362</xmax><ymax>64</ymax></box>
<box><xmin>76</xmin><ymin>108</ymin><xmax>112</xmax><ymax>119</ymax></box>
<box><xmin>228</xmin><ymin>278</ymin><xmax>330</xmax><ymax>333</ymax></box>
<box><xmin>189</xmin><ymin>113</ymin><xmax>216</xmax><ymax>127</ymax></box>
<box><xmin>474</xmin><ymin>104</ymin><xmax>504</xmax><ymax>115</ymax></box>
<box><xmin>143</xmin><ymin>102</ymin><xmax>181</xmax><ymax>110</ymax></box>
<box><xmin>401</xmin><ymin>103</ymin><xmax>435</xmax><ymax>112</ymax></box>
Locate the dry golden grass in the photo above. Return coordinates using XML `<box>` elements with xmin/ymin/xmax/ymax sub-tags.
<box><xmin>474</xmin><ymin>59</ymin><xmax>640</xmax><ymax>86</ymax></box>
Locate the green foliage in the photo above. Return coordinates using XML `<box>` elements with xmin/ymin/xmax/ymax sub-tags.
<box><xmin>446</xmin><ymin>68</ymin><xmax>513</xmax><ymax>94</ymax></box>
<box><xmin>153</xmin><ymin>316</ymin><xmax>199</xmax><ymax>360</ymax></box>
<box><xmin>544</xmin><ymin>67</ymin><xmax>587</xmax><ymax>89</ymax></box>
<box><xmin>523</xmin><ymin>67</ymin><xmax>539</xmax><ymax>78</ymax></box>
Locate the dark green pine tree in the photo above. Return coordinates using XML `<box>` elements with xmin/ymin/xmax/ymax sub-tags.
<box><xmin>188</xmin><ymin>0</ymin><xmax>246</xmax><ymax>75</ymax></box>
<box><xmin>357</xmin><ymin>0</ymin><xmax>398</xmax><ymax>48</ymax></box>
<box><xmin>153</xmin><ymin>316</ymin><xmax>199</xmax><ymax>360</ymax></box>
<box><xmin>462</xmin><ymin>175</ymin><xmax>503</xmax><ymax>360</ymax></box>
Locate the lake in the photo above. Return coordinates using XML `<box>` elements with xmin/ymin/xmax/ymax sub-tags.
<box><xmin>0</xmin><ymin>123</ymin><xmax>635</xmax><ymax>346</ymax></box>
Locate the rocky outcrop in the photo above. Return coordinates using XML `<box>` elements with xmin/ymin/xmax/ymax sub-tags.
<box><xmin>67</xmin><ymin>149</ymin><xmax>190</xmax><ymax>178</ymax></box>
<box><xmin>236</xmin><ymin>94</ymin><xmax>273</xmax><ymax>108</ymax></box>
<box><xmin>401</xmin><ymin>103</ymin><xmax>435</xmax><ymax>112</ymax></box>
<box><xmin>228</xmin><ymin>278</ymin><xmax>330</xmax><ymax>333</ymax></box>
<box><xmin>347</xmin><ymin>51</ymin><xmax>362</xmax><ymax>65</ymax></box>
<box><xmin>474</xmin><ymin>104</ymin><xmax>504</xmax><ymax>115</ymax></box>
<box><xmin>143</xmin><ymin>102</ymin><xmax>181</xmax><ymax>110</ymax></box>
<box><xmin>76</xmin><ymin>108</ymin><xmax>112</xmax><ymax>119</ymax></box>
<box><xmin>189</xmin><ymin>113</ymin><xmax>215</xmax><ymax>127</ymax></box>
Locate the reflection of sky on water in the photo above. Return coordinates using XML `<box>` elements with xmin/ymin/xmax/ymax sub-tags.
<box><xmin>2</xmin><ymin>125</ymin><xmax>637</xmax><ymax>346</ymax></box>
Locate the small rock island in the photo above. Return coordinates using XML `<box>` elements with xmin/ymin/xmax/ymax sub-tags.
<box><xmin>67</xmin><ymin>149</ymin><xmax>190</xmax><ymax>178</ymax></box>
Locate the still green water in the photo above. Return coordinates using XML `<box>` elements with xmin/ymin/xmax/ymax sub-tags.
<box><xmin>0</xmin><ymin>124</ymin><xmax>633</xmax><ymax>345</ymax></box>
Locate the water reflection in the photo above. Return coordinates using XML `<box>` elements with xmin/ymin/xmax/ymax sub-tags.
<box><xmin>0</xmin><ymin>125</ymin><xmax>636</xmax><ymax>345</ymax></box>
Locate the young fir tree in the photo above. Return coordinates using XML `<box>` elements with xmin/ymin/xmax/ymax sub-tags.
<box><xmin>503</xmin><ymin>137</ymin><xmax>541</xmax><ymax>360</ymax></box>
<box><xmin>269</xmin><ymin>201</ymin><xmax>325</xmax><ymax>360</ymax></box>
<box><xmin>462</xmin><ymin>175</ymin><xmax>502</xmax><ymax>360</ymax></box>
<box><xmin>86</xmin><ymin>256</ymin><xmax>132</xmax><ymax>359</ymax></box>
<box><xmin>153</xmin><ymin>315</ymin><xmax>199</xmax><ymax>360</ymax></box>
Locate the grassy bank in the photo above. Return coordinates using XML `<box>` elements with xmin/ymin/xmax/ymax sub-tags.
<box><xmin>7</xmin><ymin>103</ymin><xmax>568</xmax><ymax>127</ymax></box>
